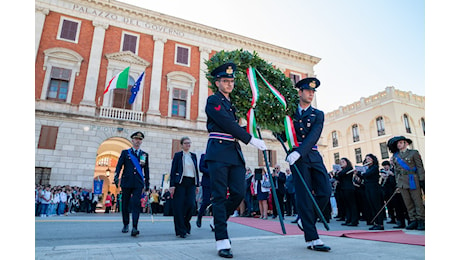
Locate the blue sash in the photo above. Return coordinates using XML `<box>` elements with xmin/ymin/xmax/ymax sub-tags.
<box><xmin>394</xmin><ymin>152</ymin><xmax>416</xmax><ymax>172</ymax></box>
<box><xmin>128</xmin><ymin>149</ymin><xmax>145</xmax><ymax>184</ymax></box>
<box><xmin>395</xmin><ymin>152</ymin><xmax>417</xmax><ymax>190</ymax></box>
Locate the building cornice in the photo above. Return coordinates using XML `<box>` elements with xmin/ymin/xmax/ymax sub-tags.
<box><xmin>325</xmin><ymin>86</ymin><xmax>425</xmax><ymax>121</ymax></box>
<box><xmin>37</xmin><ymin>0</ymin><xmax>320</xmax><ymax>65</ymax></box>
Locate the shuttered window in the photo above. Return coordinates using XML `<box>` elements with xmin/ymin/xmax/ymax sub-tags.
<box><xmin>175</xmin><ymin>45</ymin><xmax>190</xmax><ymax>66</ymax></box>
<box><xmin>171</xmin><ymin>139</ymin><xmax>181</xmax><ymax>159</ymax></box>
<box><xmin>38</xmin><ymin>126</ymin><xmax>58</xmax><ymax>150</ymax></box>
<box><xmin>58</xmin><ymin>17</ymin><xmax>80</xmax><ymax>42</ymax></box>
<box><xmin>122</xmin><ymin>33</ymin><xmax>138</xmax><ymax>54</ymax></box>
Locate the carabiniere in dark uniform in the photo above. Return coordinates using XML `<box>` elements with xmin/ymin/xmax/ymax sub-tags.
<box><xmin>204</xmin><ymin>62</ymin><xmax>266</xmax><ymax>258</ymax></box>
<box><xmin>285</xmin><ymin>77</ymin><xmax>332</xmax><ymax>252</ymax></box>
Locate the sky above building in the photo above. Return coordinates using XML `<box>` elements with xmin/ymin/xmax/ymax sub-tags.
<box><xmin>119</xmin><ymin>0</ymin><xmax>425</xmax><ymax>113</ymax></box>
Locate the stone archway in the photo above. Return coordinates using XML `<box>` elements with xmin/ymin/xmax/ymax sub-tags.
<box><xmin>94</xmin><ymin>137</ymin><xmax>131</xmax><ymax>211</ymax></box>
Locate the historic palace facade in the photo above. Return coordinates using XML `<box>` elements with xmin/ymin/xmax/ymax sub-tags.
<box><xmin>35</xmin><ymin>0</ymin><xmax>320</xmax><ymax>192</ymax></box>
<box><xmin>320</xmin><ymin>86</ymin><xmax>425</xmax><ymax>170</ymax></box>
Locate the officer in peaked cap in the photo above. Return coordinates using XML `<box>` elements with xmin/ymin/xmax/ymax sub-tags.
<box><xmin>210</xmin><ymin>62</ymin><xmax>237</xmax><ymax>79</ymax></box>
<box><xmin>114</xmin><ymin>130</ymin><xmax>149</xmax><ymax>237</ymax></box>
<box><xmin>295</xmin><ymin>77</ymin><xmax>321</xmax><ymax>91</ymax></box>
<box><xmin>130</xmin><ymin>131</ymin><xmax>144</xmax><ymax>140</ymax></box>
<box><xmin>205</xmin><ymin>61</ymin><xmax>266</xmax><ymax>258</ymax></box>
<box><xmin>285</xmin><ymin>76</ymin><xmax>332</xmax><ymax>252</ymax></box>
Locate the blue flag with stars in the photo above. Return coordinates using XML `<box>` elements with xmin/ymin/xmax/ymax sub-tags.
<box><xmin>129</xmin><ymin>72</ymin><xmax>145</xmax><ymax>104</ymax></box>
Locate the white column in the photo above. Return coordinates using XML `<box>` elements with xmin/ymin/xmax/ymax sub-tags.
<box><xmin>146</xmin><ymin>36</ymin><xmax>167</xmax><ymax>123</ymax></box>
<box><xmin>35</xmin><ymin>6</ymin><xmax>49</xmax><ymax>60</ymax></box>
<box><xmin>198</xmin><ymin>47</ymin><xmax>211</xmax><ymax>121</ymax></box>
<box><xmin>79</xmin><ymin>20</ymin><xmax>108</xmax><ymax>115</ymax></box>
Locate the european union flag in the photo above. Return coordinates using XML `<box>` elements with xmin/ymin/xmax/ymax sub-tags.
<box><xmin>129</xmin><ymin>72</ymin><xmax>145</xmax><ymax>104</ymax></box>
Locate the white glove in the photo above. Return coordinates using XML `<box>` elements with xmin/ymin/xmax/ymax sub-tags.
<box><xmin>286</xmin><ymin>151</ymin><xmax>301</xmax><ymax>165</ymax></box>
<box><xmin>249</xmin><ymin>136</ymin><xmax>267</xmax><ymax>151</ymax></box>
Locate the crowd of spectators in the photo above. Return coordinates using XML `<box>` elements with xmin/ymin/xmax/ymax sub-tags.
<box><xmin>35</xmin><ymin>184</ymin><xmax>175</xmax><ymax>217</ymax></box>
<box><xmin>37</xmin><ymin>158</ymin><xmax>416</xmax><ymax>227</ymax></box>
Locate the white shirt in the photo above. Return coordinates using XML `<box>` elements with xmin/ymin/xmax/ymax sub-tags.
<box><xmin>53</xmin><ymin>194</ymin><xmax>60</xmax><ymax>204</ymax></box>
<box><xmin>40</xmin><ymin>190</ymin><xmax>51</xmax><ymax>204</ymax></box>
<box><xmin>59</xmin><ymin>191</ymin><xmax>67</xmax><ymax>203</ymax></box>
<box><xmin>182</xmin><ymin>151</ymin><xmax>195</xmax><ymax>178</ymax></box>
<box><xmin>298</xmin><ymin>104</ymin><xmax>311</xmax><ymax>115</ymax></box>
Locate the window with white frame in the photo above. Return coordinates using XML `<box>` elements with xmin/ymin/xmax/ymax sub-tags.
<box><xmin>352</xmin><ymin>124</ymin><xmax>360</xmax><ymax>142</ymax></box>
<box><xmin>40</xmin><ymin>47</ymin><xmax>83</xmax><ymax>103</ymax></box>
<box><xmin>175</xmin><ymin>44</ymin><xmax>191</xmax><ymax>66</ymax></box>
<box><xmin>404</xmin><ymin>114</ymin><xmax>412</xmax><ymax>133</ymax></box>
<box><xmin>121</xmin><ymin>32</ymin><xmax>139</xmax><ymax>54</ymax></box>
<box><xmin>332</xmin><ymin>131</ymin><xmax>338</xmax><ymax>147</ymax></box>
<box><xmin>289</xmin><ymin>72</ymin><xmax>301</xmax><ymax>85</ymax></box>
<box><xmin>47</xmin><ymin>67</ymin><xmax>71</xmax><ymax>101</ymax></box>
<box><xmin>376</xmin><ymin>116</ymin><xmax>385</xmax><ymax>136</ymax></box>
<box><xmin>171</xmin><ymin>88</ymin><xmax>187</xmax><ymax>118</ymax></box>
<box><xmin>57</xmin><ymin>16</ymin><xmax>81</xmax><ymax>43</ymax></box>
<box><xmin>166</xmin><ymin>71</ymin><xmax>196</xmax><ymax>119</ymax></box>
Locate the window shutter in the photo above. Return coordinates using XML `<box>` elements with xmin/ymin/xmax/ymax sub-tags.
<box><xmin>122</xmin><ymin>34</ymin><xmax>137</xmax><ymax>53</ymax></box>
<box><xmin>171</xmin><ymin>139</ymin><xmax>181</xmax><ymax>159</ymax></box>
<box><xmin>60</xmin><ymin>19</ymin><xmax>78</xmax><ymax>41</ymax></box>
<box><xmin>38</xmin><ymin>126</ymin><xmax>59</xmax><ymax>150</ymax></box>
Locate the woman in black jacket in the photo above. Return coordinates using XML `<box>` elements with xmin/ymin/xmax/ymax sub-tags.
<box><xmin>358</xmin><ymin>154</ymin><xmax>385</xmax><ymax>230</ymax></box>
<box><xmin>169</xmin><ymin>137</ymin><xmax>200</xmax><ymax>238</ymax></box>
<box><xmin>337</xmin><ymin>158</ymin><xmax>359</xmax><ymax>226</ymax></box>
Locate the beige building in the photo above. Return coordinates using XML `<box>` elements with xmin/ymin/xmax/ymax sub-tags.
<box><xmin>319</xmin><ymin>86</ymin><xmax>425</xmax><ymax>170</ymax></box>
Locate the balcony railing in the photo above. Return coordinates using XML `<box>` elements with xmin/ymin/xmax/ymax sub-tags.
<box><xmin>99</xmin><ymin>107</ymin><xmax>144</xmax><ymax>122</ymax></box>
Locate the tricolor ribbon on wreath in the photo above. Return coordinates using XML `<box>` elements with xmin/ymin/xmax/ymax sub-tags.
<box><xmin>246</xmin><ymin>67</ymin><xmax>299</xmax><ymax>150</ymax></box>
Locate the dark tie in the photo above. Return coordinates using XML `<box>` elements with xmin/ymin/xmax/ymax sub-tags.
<box><xmin>301</xmin><ymin>109</ymin><xmax>307</xmax><ymax>117</ymax></box>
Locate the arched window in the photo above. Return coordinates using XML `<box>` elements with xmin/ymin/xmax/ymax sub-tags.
<box><xmin>376</xmin><ymin>116</ymin><xmax>385</xmax><ymax>136</ymax></box>
<box><xmin>404</xmin><ymin>114</ymin><xmax>411</xmax><ymax>133</ymax></box>
<box><xmin>332</xmin><ymin>131</ymin><xmax>338</xmax><ymax>147</ymax></box>
<box><xmin>352</xmin><ymin>124</ymin><xmax>360</xmax><ymax>142</ymax></box>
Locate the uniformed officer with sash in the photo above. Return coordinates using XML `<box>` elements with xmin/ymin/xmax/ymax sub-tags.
<box><xmin>114</xmin><ymin>131</ymin><xmax>150</xmax><ymax>236</ymax></box>
<box><xmin>285</xmin><ymin>78</ymin><xmax>332</xmax><ymax>252</ymax></box>
<box><xmin>389</xmin><ymin>136</ymin><xmax>425</xmax><ymax>230</ymax></box>
<box><xmin>205</xmin><ymin>62</ymin><xmax>267</xmax><ymax>258</ymax></box>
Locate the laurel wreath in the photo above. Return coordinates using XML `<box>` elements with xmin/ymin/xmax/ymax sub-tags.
<box><xmin>205</xmin><ymin>49</ymin><xmax>298</xmax><ymax>133</ymax></box>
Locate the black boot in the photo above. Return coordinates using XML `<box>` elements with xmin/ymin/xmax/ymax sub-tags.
<box><xmin>196</xmin><ymin>213</ymin><xmax>202</xmax><ymax>228</ymax></box>
<box><xmin>417</xmin><ymin>220</ymin><xmax>425</xmax><ymax>230</ymax></box>
<box><xmin>393</xmin><ymin>220</ymin><xmax>406</xmax><ymax>228</ymax></box>
<box><xmin>406</xmin><ymin>220</ymin><xmax>418</xmax><ymax>230</ymax></box>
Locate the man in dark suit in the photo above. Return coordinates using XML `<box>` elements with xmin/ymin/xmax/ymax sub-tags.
<box><xmin>205</xmin><ymin>62</ymin><xmax>267</xmax><ymax>258</ymax></box>
<box><xmin>169</xmin><ymin>136</ymin><xmax>200</xmax><ymax>238</ymax></box>
<box><xmin>114</xmin><ymin>131</ymin><xmax>150</xmax><ymax>237</ymax></box>
<box><xmin>285</xmin><ymin>78</ymin><xmax>332</xmax><ymax>252</ymax></box>
<box><xmin>271</xmin><ymin>164</ymin><xmax>286</xmax><ymax>219</ymax></box>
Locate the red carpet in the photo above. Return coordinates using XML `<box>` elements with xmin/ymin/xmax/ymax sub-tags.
<box><xmin>228</xmin><ymin>217</ymin><xmax>424</xmax><ymax>246</ymax></box>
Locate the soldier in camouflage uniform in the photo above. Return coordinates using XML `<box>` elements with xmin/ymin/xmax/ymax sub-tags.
<box><xmin>388</xmin><ymin>136</ymin><xmax>425</xmax><ymax>231</ymax></box>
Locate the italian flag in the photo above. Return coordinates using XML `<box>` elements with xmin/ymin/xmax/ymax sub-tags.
<box><xmin>104</xmin><ymin>67</ymin><xmax>130</xmax><ymax>94</ymax></box>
